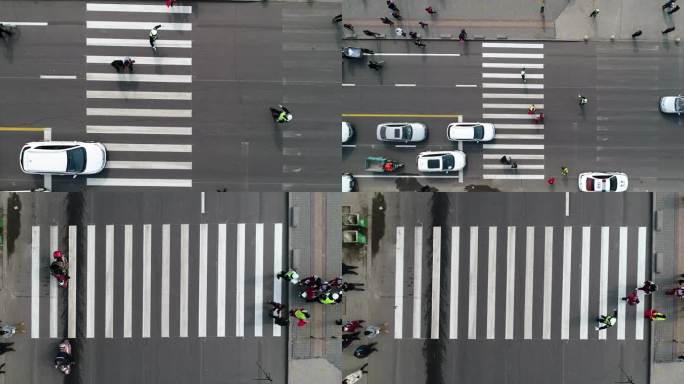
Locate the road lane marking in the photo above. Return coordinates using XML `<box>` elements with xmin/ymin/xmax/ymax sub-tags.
<box><xmin>342</xmin><ymin>113</ymin><xmax>461</xmax><ymax>118</ymax></box>
<box><xmin>413</xmin><ymin>227</ymin><xmax>422</xmax><ymax>339</ymax></box>
<box><xmin>505</xmin><ymin>226</ymin><xmax>516</xmax><ymax>340</ymax></box>
<box><xmin>483</xmin><ymin>144</ymin><xmax>544</xmax><ymax>149</ymax></box>
<box><xmin>395</xmin><ymin>145</ymin><xmax>416</xmax><ymax>148</ymax></box>
<box><xmin>523</xmin><ymin>227</ymin><xmax>534</xmax><ymax>340</ymax></box>
<box><xmin>68</xmin><ymin>226</ymin><xmax>77</xmax><ymax>339</ymax></box>
<box><xmin>86</xmin><ymin>38</ymin><xmax>192</xmax><ymax>48</ymax></box>
<box><xmin>0</xmin><ymin>127</ymin><xmax>46</xmax><ymax>132</ymax></box>
<box><xmin>50</xmin><ymin>226</ymin><xmax>58</xmax><ymax>338</ymax></box>
<box><xmin>483</xmin><ymin>73</ymin><xmax>544</xmax><ymax>79</ymax></box>
<box><xmin>103</xmin><ymin>143</ymin><xmax>192</xmax><ymax>152</ymax></box>
<box><xmin>87</xmin><ymin>125</ymin><xmax>192</xmax><ymax>135</ymax></box>
<box><xmin>565</xmin><ymin>192</ymin><xmax>570</xmax><ymax>216</ymax></box>
<box><xmin>31</xmin><ymin>226</ymin><xmax>40</xmax><ymax>339</ymax></box>
<box><xmin>87</xmin><ymin>55</ymin><xmax>192</xmax><ymax>65</ymax></box>
<box><xmin>87</xmin><ymin>3</ymin><xmax>192</xmax><ymax>13</ymax></box>
<box><xmin>106</xmin><ymin>161</ymin><xmax>192</xmax><ymax>170</ymax></box>
<box><xmin>483</xmin><ymin>63</ymin><xmax>544</xmax><ymax>69</ymax></box>
<box><xmin>105</xmin><ymin>225</ymin><xmax>114</xmax><ymax>338</ymax></box>
<box><xmin>617</xmin><ymin>227</ymin><xmax>628</xmax><ymax>340</ymax></box>
<box><xmin>88</xmin><ymin>108</ymin><xmax>192</xmax><ymax>117</ymax></box>
<box><xmin>217</xmin><ymin>224</ymin><xmax>227</xmax><ymax>337</ymax></box>
<box><xmin>494</xmin><ymin>134</ymin><xmax>544</xmax><ymax>140</ymax></box>
<box><xmin>542</xmin><ymin>227</ymin><xmax>553</xmax><ymax>340</ymax></box>
<box><xmin>142</xmin><ymin>224</ymin><xmax>152</xmax><ymax>338</ymax></box>
<box><xmin>180</xmin><ymin>224</ymin><xmax>189</xmax><ymax>337</ymax></box>
<box><xmin>449</xmin><ymin>227</ymin><xmax>460</xmax><ymax>339</ymax></box>
<box><xmin>482</xmin><ymin>83</ymin><xmax>544</xmax><ymax>89</ymax></box>
<box><xmin>87</xmin><ymin>73</ymin><xmax>192</xmax><ymax>83</ymax></box>
<box><xmin>599</xmin><ymin>227</ymin><xmax>609</xmax><ymax>340</ymax></box>
<box><xmin>483</xmin><ymin>164</ymin><xmax>544</xmax><ymax>170</ymax></box>
<box><xmin>370</xmin><ymin>53</ymin><xmax>460</xmax><ymax>56</ymax></box>
<box><xmin>494</xmin><ymin>124</ymin><xmax>544</xmax><ymax>129</ymax></box>
<box><xmin>86</xmin><ymin>225</ymin><xmax>96</xmax><ymax>338</ymax></box>
<box><xmin>161</xmin><ymin>224</ymin><xmax>170</xmax><ymax>338</ymax></box>
<box><xmin>201</xmin><ymin>192</ymin><xmax>205</xmax><ymax>214</ymax></box>
<box><xmin>87</xmin><ymin>178</ymin><xmax>193</xmax><ymax>187</ymax></box>
<box><xmin>123</xmin><ymin>225</ymin><xmax>132</xmax><ymax>338</ymax></box>
<box><xmin>483</xmin><ymin>174</ymin><xmax>546</xmax><ymax>180</ymax></box>
<box><xmin>431</xmin><ymin>227</ymin><xmax>441</xmax><ymax>339</ymax></box>
<box><xmin>395</xmin><ymin>227</ymin><xmax>405</xmax><ymax>339</ymax></box>
<box><xmin>483</xmin><ymin>113</ymin><xmax>544</xmax><ymax>119</ymax></box>
<box><xmin>254</xmin><ymin>224</ymin><xmax>264</xmax><ymax>337</ymax></box>
<box><xmin>636</xmin><ymin>227</ymin><xmax>646</xmax><ymax>340</ymax></box>
<box><xmin>0</xmin><ymin>22</ymin><xmax>48</xmax><ymax>26</ymax></box>
<box><xmin>353</xmin><ymin>174</ymin><xmax>463</xmax><ymax>179</ymax></box>
<box><xmin>484</xmin><ymin>154</ymin><xmax>544</xmax><ymax>160</ymax></box>
<box><xmin>561</xmin><ymin>227</ymin><xmax>572</xmax><ymax>340</ymax></box>
<box><xmin>273</xmin><ymin>223</ymin><xmax>283</xmax><ymax>337</ymax></box>
<box><xmin>483</xmin><ymin>93</ymin><xmax>544</xmax><ymax>99</ymax></box>
<box><xmin>455</xmin><ymin>84</ymin><xmax>478</xmax><ymax>87</ymax></box>
<box><xmin>198</xmin><ymin>224</ymin><xmax>208</xmax><ymax>337</ymax></box>
<box><xmin>580</xmin><ymin>227</ymin><xmax>591</xmax><ymax>339</ymax></box>
<box><xmin>395</xmin><ymin>84</ymin><xmax>416</xmax><ymax>87</ymax></box>
<box><xmin>483</xmin><ymin>103</ymin><xmax>545</xmax><ymax>109</ymax></box>
<box><xmin>467</xmin><ymin>227</ymin><xmax>478</xmax><ymax>340</ymax></box>
<box><xmin>87</xmin><ymin>90</ymin><xmax>192</xmax><ymax>100</ymax></box>
<box><xmin>486</xmin><ymin>226</ymin><xmax>497</xmax><ymax>339</ymax></box>
<box><xmin>40</xmin><ymin>75</ymin><xmax>77</xmax><ymax>79</ymax></box>
<box><xmin>236</xmin><ymin>224</ymin><xmax>246</xmax><ymax>337</ymax></box>
<box><xmin>87</xmin><ymin>21</ymin><xmax>192</xmax><ymax>30</ymax></box>
<box><xmin>483</xmin><ymin>42</ymin><xmax>544</xmax><ymax>49</ymax></box>
<box><xmin>482</xmin><ymin>53</ymin><xmax>544</xmax><ymax>59</ymax></box>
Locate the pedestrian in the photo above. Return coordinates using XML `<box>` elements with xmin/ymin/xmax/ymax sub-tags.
<box><xmin>637</xmin><ymin>280</ymin><xmax>658</xmax><ymax>295</ymax></box>
<box><xmin>343</xmin><ymin>364</ymin><xmax>369</xmax><ymax>384</ymax></box>
<box><xmin>589</xmin><ymin>9</ymin><xmax>600</xmax><ymax>17</ymax></box>
<box><xmin>276</xmin><ymin>269</ymin><xmax>300</xmax><ymax>284</ymax></box>
<box><xmin>319</xmin><ymin>291</ymin><xmax>343</xmax><ymax>305</ymax></box>
<box><xmin>381</xmin><ymin>17</ymin><xmax>394</xmax><ymax>26</ymax></box>
<box><xmin>364</xmin><ymin>322</ymin><xmax>390</xmax><ymax>338</ymax></box>
<box><xmin>663</xmin><ymin>0</ymin><xmax>675</xmax><ymax>9</ymax></box>
<box><xmin>299</xmin><ymin>287</ymin><xmax>319</xmax><ymax>302</ymax></box>
<box><xmin>0</xmin><ymin>342</ymin><xmax>14</xmax><ymax>355</ymax></box>
<box><xmin>621</xmin><ymin>290</ymin><xmax>640</xmax><ymax>305</ymax></box>
<box><xmin>409</xmin><ymin>31</ymin><xmax>418</xmax><ymax>40</ymax></box>
<box><xmin>528</xmin><ymin>104</ymin><xmax>537</xmax><ymax>114</ymax></box>
<box><xmin>395</xmin><ymin>27</ymin><xmax>406</xmax><ymax>37</ymax></box>
<box><xmin>511</xmin><ymin>161</ymin><xmax>518</xmax><ymax>169</ymax></box>
<box><xmin>668</xmin><ymin>5</ymin><xmax>681</xmax><ymax>13</ymax></box>
<box><xmin>353</xmin><ymin>343</ymin><xmax>378</xmax><ymax>358</ymax></box>
<box><xmin>632</xmin><ymin>30</ymin><xmax>643</xmax><ymax>38</ymax></box>
<box><xmin>290</xmin><ymin>308</ymin><xmax>310</xmax><ymax>327</ymax></box>
<box><xmin>342</xmin><ymin>263</ymin><xmax>359</xmax><ymax>275</ymax></box>
<box><xmin>123</xmin><ymin>57</ymin><xmax>135</xmax><ymax>72</ymax></box>
<box><xmin>665</xmin><ymin>285</ymin><xmax>684</xmax><ymax>298</ymax></box>
<box><xmin>342</xmin><ymin>332</ymin><xmax>361</xmax><ymax>349</ymax></box>
<box><xmin>414</xmin><ymin>39</ymin><xmax>426</xmax><ymax>47</ymax></box>
<box><xmin>368</xmin><ymin>60</ymin><xmax>385</xmax><ymax>70</ymax></box>
<box><xmin>0</xmin><ymin>362</ymin><xmax>5</xmax><ymax>374</ymax></box>
<box><xmin>363</xmin><ymin>30</ymin><xmax>381</xmax><ymax>37</ymax></box>
<box><xmin>425</xmin><ymin>6</ymin><xmax>438</xmax><ymax>15</ymax></box>
<box><xmin>332</xmin><ymin>14</ymin><xmax>343</xmax><ymax>23</ymax></box>
<box><xmin>269</xmin><ymin>105</ymin><xmax>293</xmax><ymax>123</ymax></box>
<box><xmin>595</xmin><ymin>310</ymin><xmax>618</xmax><ymax>331</ymax></box>
<box><xmin>0</xmin><ymin>24</ymin><xmax>14</xmax><ymax>38</ymax></box>
<box><xmin>458</xmin><ymin>29</ymin><xmax>467</xmax><ymax>41</ymax></box>
<box><xmin>500</xmin><ymin>156</ymin><xmax>512</xmax><ymax>165</ymax></box>
<box><xmin>419</xmin><ymin>21</ymin><xmax>429</xmax><ymax>29</ymax></box>
<box><xmin>662</xmin><ymin>26</ymin><xmax>676</xmax><ymax>34</ymax></box>
<box><xmin>111</xmin><ymin>59</ymin><xmax>125</xmax><ymax>72</ymax></box>
<box><xmin>268</xmin><ymin>301</ymin><xmax>290</xmax><ymax>326</ymax></box>
<box><xmin>149</xmin><ymin>24</ymin><xmax>161</xmax><ymax>51</ymax></box>
<box><xmin>343</xmin><ymin>23</ymin><xmax>355</xmax><ymax>32</ymax></box>
<box><xmin>387</xmin><ymin>0</ymin><xmax>399</xmax><ymax>11</ymax></box>
<box><xmin>341</xmin><ymin>282</ymin><xmax>365</xmax><ymax>292</ymax></box>
<box><xmin>534</xmin><ymin>112</ymin><xmax>545</xmax><ymax>123</ymax></box>
<box><xmin>392</xmin><ymin>11</ymin><xmax>402</xmax><ymax>20</ymax></box>
<box><xmin>645</xmin><ymin>308</ymin><xmax>667</xmax><ymax>321</ymax></box>
<box><xmin>547</xmin><ymin>177</ymin><xmax>556</xmax><ymax>185</ymax></box>
<box><xmin>337</xmin><ymin>319</ymin><xmax>366</xmax><ymax>333</ymax></box>
<box><xmin>578</xmin><ymin>94</ymin><xmax>588</xmax><ymax>105</ymax></box>
<box><xmin>299</xmin><ymin>275</ymin><xmax>323</xmax><ymax>289</ymax></box>
<box><xmin>521</xmin><ymin>67</ymin><xmax>526</xmax><ymax>83</ymax></box>
<box><xmin>560</xmin><ymin>166</ymin><xmax>569</xmax><ymax>176</ymax></box>
<box><xmin>165</xmin><ymin>0</ymin><xmax>176</xmax><ymax>7</ymax></box>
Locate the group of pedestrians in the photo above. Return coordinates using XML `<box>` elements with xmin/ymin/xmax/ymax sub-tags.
<box><xmin>339</xmin><ymin>319</ymin><xmax>389</xmax><ymax>383</ymax></box>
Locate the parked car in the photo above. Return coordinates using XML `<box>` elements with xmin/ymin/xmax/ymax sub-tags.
<box><xmin>377</xmin><ymin>123</ymin><xmax>427</xmax><ymax>143</ymax></box>
<box><xmin>659</xmin><ymin>95</ymin><xmax>683</xmax><ymax>114</ymax></box>
<box><xmin>342</xmin><ymin>173</ymin><xmax>357</xmax><ymax>192</ymax></box>
<box><xmin>578</xmin><ymin>172</ymin><xmax>628</xmax><ymax>192</ymax></box>
<box><xmin>342</xmin><ymin>121</ymin><xmax>354</xmax><ymax>143</ymax></box>
<box><xmin>446</xmin><ymin>122</ymin><xmax>495</xmax><ymax>142</ymax></box>
<box><xmin>19</xmin><ymin>141</ymin><xmax>107</xmax><ymax>175</ymax></box>
<box><xmin>417</xmin><ymin>151</ymin><xmax>466</xmax><ymax>172</ymax></box>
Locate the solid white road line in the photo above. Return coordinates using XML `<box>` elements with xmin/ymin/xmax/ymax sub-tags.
<box><xmin>87</xmin><ymin>21</ymin><xmax>192</xmax><ymax>30</ymax></box>
<box><xmin>599</xmin><ymin>227</ymin><xmax>609</xmax><ymax>340</ymax></box>
<box><xmin>68</xmin><ymin>226</ymin><xmax>77</xmax><ymax>339</ymax></box>
<box><xmin>505</xmin><ymin>226</ymin><xmax>516</xmax><ymax>340</ymax></box>
<box><xmin>87</xmin><ymin>108</ymin><xmax>192</xmax><ymax>118</ymax></box>
<box><xmin>494</xmin><ymin>134</ymin><xmax>544</xmax><ymax>140</ymax></box>
<box><xmin>580</xmin><ymin>227</ymin><xmax>591</xmax><ymax>340</ymax></box>
<box><xmin>483</xmin><ymin>143</ymin><xmax>544</xmax><ymax>150</ymax></box>
<box><xmin>123</xmin><ymin>225</ymin><xmax>132</xmax><ymax>338</ymax></box>
<box><xmin>254</xmin><ymin>224</ymin><xmax>264</xmax><ymax>337</ymax></box>
<box><xmin>236</xmin><ymin>224</ymin><xmax>246</xmax><ymax>337</ymax></box>
<box><xmin>50</xmin><ymin>226</ymin><xmax>58</xmax><ymax>338</ymax></box>
<box><xmin>180</xmin><ymin>224</ymin><xmax>189</xmax><ymax>337</ymax></box>
<box><xmin>352</xmin><ymin>174</ymin><xmax>463</xmax><ymax>179</ymax></box>
<box><xmin>482</xmin><ymin>73</ymin><xmax>544</xmax><ymax>79</ymax></box>
<box><xmin>455</xmin><ymin>84</ymin><xmax>478</xmax><ymax>88</ymax></box>
<box><xmin>483</xmin><ymin>93</ymin><xmax>544</xmax><ymax>99</ymax></box>
<box><xmin>273</xmin><ymin>224</ymin><xmax>283</xmax><ymax>337</ymax></box>
<box><xmin>142</xmin><ymin>224</ymin><xmax>152</xmax><ymax>338</ymax></box>
<box><xmin>395</xmin><ymin>84</ymin><xmax>416</xmax><ymax>87</ymax></box>
<box><xmin>1</xmin><ymin>22</ymin><xmax>48</xmax><ymax>26</ymax></box>
<box><xmin>486</xmin><ymin>227</ymin><xmax>497</xmax><ymax>339</ymax></box>
<box><xmin>482</xmin><ymin>63</ymin><xmax>544</xmax><ymax>69</ymax></box>
<box><xmin>86</xmin><ymin>225</ymin><xmax>96</xmax><ymax>338</ymax></box>
<box><xmin>105</xmin><ymin>225</ymin><xmax>114</xmax><ymax>338</ymax></box>
<box><xmin>565</xmin><ymin>193</ymin><xmax>570</xmax><ymax>217</ymax></box>
<box><xmin>87</xmin><ymin>178</ymin><xmax>193</xmax><ymax>187</ymax></box>
<box><xmin>395</xmin><ymin>227</ymin><xmax>404</xmax><ymax>339</ymax></box>
<box><xmin>617</xmin><ymin>227</ymin><xmax>628</xmax><ymax>340</ymax></box>
<box><xmin>482</xmin><ymin>42</ymin><xmax>544</xmax><ymax>49</ymax></box>
<box><xmin>449</xmin><ymin>227</ymin><xmax>460</xmax><ymax>339</ymax></box>
<box><xmin>561</xmin><ymin>227</ymin><xmax>572</xmax><ymax>340</ymax></box>
<box><xmin>395</xmin><ymin>145</ymin><xmax>416</xmax><ymax>148</ymax></box>
<box><xmin>106</xmin><ymin>161</ymin><xmax>192</xmax><ymax>170</ymax></box>
<box><xmin>86</xmin><ymin>38</ymin><xmax>192</xmax><ymax>48</ymax></box>
<box><xmin>371</xmin><ymin>53</ymin><xmax>460</xmax><ymax>57</ymax></box>
<box><xmin>636</xmin><ymin>227</ymin><xmax>646</xmax><ymax>340</ymax></box>
<box><xmin>87</xmin><ymin>73</ymin><xmax>192</xmax><ymax>83</ymax></box>
<box><xmin>86</xmin><ymin>56</ymin><xmax>192</xmax><ymax>65</ymax></box>
<box><xmin>482</xmin><ymin>53</ymin><xmax>544</xmax><ymax>59</ymax></box>
<box><xmin>413</xmin><ymin>227</ymin><xmax>422</xmax><ymax>339</ymax></box>
<box><xmin>103</xmin><ymin>143</ymin><xmax>192</xmax><ymax>152</ymax></box>
<box><xmin>40</xmin><ymin>75</ymin><xmax>77</xmax><ymax>79</ymax></box>
<box><xmin>217</xmin><ymin>224</ymin><xmax>227</xmax><ymax>337</ymax></box>
<box><xmin>523</xmin><ymin>227</ymin><xmax>534</xmax><ymax>340</ymax></box>
<box><xmin>31</xmin><ymin>226</ymin><xmax>40</xmax><ymax>339</ymax></box>
<box><xmin>198</xmin><ymin>224</ymin><xmax>208</xmax><ymax>337</ymax></box>
<box><xmin>483</xmin><ymin>174</ymin><xmax>546</xmax><ymax>180</ymax></box>
<box><xmin>483</xmin><ymin>103</ymin><xmax>545</xmax><ymax>109</ymax></box>
<box><xmin>341</xmin><ymin>83</ymin><xmax>356</xmax><ymax>87</ymax></box>
<box><xmin>161</xmin><ymin>224</ymin><xmax>170</xmax><ymax>338</ymax></box>
<box><xmin>86</xmin><ymin>3</ymin><xmax>193</xmax><ymax>13</ymax></box>
<box><xmin>468</xmin><ymin>227</ymin><xmax>478</xmax><ymax>340</ymax></box>
<box><xmin>483</xmin><ymin>154</ymin><xmax>545</xmax><ymax>160</ymax></box>
<box><xmin>542</xmin><ymin>227</ymin><xmax>553</xmax><ymax>340</ymax></box>
<box><xmin>87</xmin><ymin>90</ymin><xmax>192</xmax><ymax>100</ymax></box>
<box><xmin>483</xmin><ymin>164</ymin><xmax>545</xmax><ymax>170</ymax></box>
<box><xmin>431</xmin><ymin>227</ymin><xmax>441</xmax><ymax>340</ymax></box>
<box><xmin>482</xmin><ymin>83</ymin><xmax>544</xmax><ymax>89</ymax></box>
<box><xmin>483</xmin><ymin>113</ymin><xmax>544</xmax><ymax>119</ymax></box>
<box><xmin>87</xmin><ymin>125</ymin><xmax>192</xmax><ymax>135</ymax></box>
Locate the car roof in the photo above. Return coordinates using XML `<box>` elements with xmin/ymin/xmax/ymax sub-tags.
<box><xmin>22</xmin><ymin>148</ymin><xmax>68</xmax><ymax>172</ymax></box>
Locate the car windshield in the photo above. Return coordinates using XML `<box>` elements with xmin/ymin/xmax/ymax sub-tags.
<box><xmin>66</xmin><ymin>147</ymin><xmax>86</xmax><ymax>173</ymax></box>
<box><xmin>473</xmin><ymin>126</ymin><xmax>484</xmax><ymax>140</ymax></box>
<box><xmin>442</xmin><ymin>154</ymin><xmax>455</xmax><ymax>170</ymax></box>
<box><xmin>677</xmin><ymin>97</ymin><xmax>684</xmax><ymax>112</ymax></box>
<box><xmin>608</xmin><ymin>176</ymin><xmax>617</xmax><ymax>191</ymax></box>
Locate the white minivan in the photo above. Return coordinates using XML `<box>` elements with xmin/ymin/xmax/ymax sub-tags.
<box><xmin>446</xmin><ymin>122</ymin><xmax>495</xmax><ymax>142</ymax></box>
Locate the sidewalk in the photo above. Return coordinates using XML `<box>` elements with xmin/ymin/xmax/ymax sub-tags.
<box><xmin>342</xmin><ymin>0</ymin><xmax>682</xmax><ymax>41</ymax></box>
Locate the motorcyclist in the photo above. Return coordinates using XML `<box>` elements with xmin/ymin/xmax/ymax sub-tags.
<box><xmin>54</xmin><ymin>340</ymin><xmax>74</xmax><ymax>374</ymax></box>
<box><xmin>383</xmin><ymin>161</ymin><xmax>394</xmax><ymax>172</ymax></box>
<box><xmin>269</xmin><ymin>105</ymin><xmax>293</xmax><ymax>123</ymax></box>
<box><xmin>50</xmin><ymin>260</ymin><xmax>67</xmax><ymax>278</ymax></box>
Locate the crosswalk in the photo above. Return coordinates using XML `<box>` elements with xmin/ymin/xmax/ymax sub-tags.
<box><xmin>30</xmin><ymin>222</ymin><xmax>284</xmax><ymax>339</ymax></box>
<box><xmin>85</xmin><ymin>3</ymin><xmax>194</xmax><ymax>188</ymax></box>
<box><xmin>481</xmin><ymin>42</ymin><xmax>545</xmax><ymax>180</ymax></box>
<box><xmin>392</xmin><ymin>225</ymin><xmax>648</xmax><ymax>340</ymax></box>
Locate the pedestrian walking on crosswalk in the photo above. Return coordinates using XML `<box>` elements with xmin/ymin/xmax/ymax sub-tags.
<box><xmin>343</xmin><ymin>364</ymin><xmax>369</xmax><ymax>384</ymax></box>
<box><xmin>381</xmin><ymin>17</ymin><xmax>394</xmax><ymax>26</ymax></box>
<box><xmin>621</xmin><ymin>290</ymin><xmax>640</xmax><ymax>305</ymax></box>
<box><xmin>363</xmin><ymin>322</ymin><xmax>390</xmax><ymax>338</ymax></box>
<box><xmin>353</xmin><ymin>343</ymin><xmax>378</xmax><ymax>358</ymax></box>
<box><xmin>111</xmin><ymin>59</ymin><xmax>125</xmax><ymax>72</ymax></box>
<box><xmin>528</xmin><ymin>104</ymin><xmax>537</xmax><ymax>114</ymax></box>
<box><xmin>645</xmin><ymin>309</ymin><xmax>667</xmax><ymax>321</ymax></box>
<box><xmin>459</xmin><ymin>29</ymin><xmax>468</xmax><ymax>41</ymax></box>
<box><xmin>338</xmin><ymin>319</ymin><xmax>366</xmax><ymax>332</ymax></box>
<box><xmin>387</xmin><ymin>0</ymin><xmax>399</xmax><ymax>11</ymax></box>
<box><xmin>589</xmin><ymin>9</ymin><xmax>600</xmax><ymax>17</ymax></box>
<box><xmin>560</xmin><ymin>166</ymin><xmax>569</xmax><ymax>176</ymax></box>
<box><xmin>637</xmin><ymin>280</ymin><xmax>658</xmax><ymax>295</ymax></box>
<box><xmin>276</xmin><ymin>269</ymin><xmax>300</xmax><ymax>284</ymax></box>
<box><xmin>500</xmin><ymin>156</ymin><xmax>512</xmax><ymax>165</ymax></box>
<box><xmin>520</xmin><ymin>67</ymin><xmax>526</xmax><ymax>83</ymax></box>
<box><xmin>663</xmin><ymin>0</ymin><xmax>676</xmax><ymax>9</ymax></box>
<box><xmin>332</xmin><ymin>14</ymin><xmax>343</xmax><ymax>23</ymax></box>
<box><xmin>268</xmin><ymin>302</ymin><xmax>290</xmax><ymax>326</ymax></box>
<box><xmin>290</xmin><ymin>308</ymin><xmax>310</xmax><ymax>327</ymax></box>
<box><xmin>425</xmin><ymin>6</ymin><xmax>438</xmax><ymax>15</ymax></box>
<box><xmin>595</xmin><ymin>309</ymin><xmax>617</xmax><ymax>331</ymax></box>
<box><xmin>123</xmin><ymin>57</ymin><xmax>135</xmax><ymax>72</ymax></box>
<box><xmin>149</xmin><ymin>24</ymin><xmax>161</xmax><ymax>51</ymax></box>
<box><xmin>578</xmin><ymin>94</ymin><xmax>588</xmax><ymax>105</ymax></box>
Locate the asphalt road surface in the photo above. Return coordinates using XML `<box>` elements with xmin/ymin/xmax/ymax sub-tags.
<box><xmin>341</xmin><ymin>39</ymin><xmax>684</xmax><ymax>192</ymax></box>
<box><xmin>0</xmin><ymin>1</ymin><xmax>339</xmax><ymax>192</ymax></box>
<box><xmin>342</xmin><ymin>192</ymin><xmax>652</xmax><ymax>384</ymax></box>
<box><xmin>0</xmin><ymin>191</ymin><xmax>288</xmax><ymax>384</ymax></box>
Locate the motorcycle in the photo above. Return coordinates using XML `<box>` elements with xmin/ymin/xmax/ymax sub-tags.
<box><xmin>54</xmin><ymin>339</ymin><xmax>74</xmax><ymax>375</ymax></box>
<box><xmin>50</xmin><ymin>250</ymin><xmax>69</xmax><ymax>288</ymax></box>
<box><xmin>0</xmin><ymin>322</ymin><xmax>26</xmax><ymax>338</ymax></box>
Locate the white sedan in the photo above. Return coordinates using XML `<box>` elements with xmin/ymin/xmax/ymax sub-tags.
<box><xmin>377</xmin><ymin>122</ymin><xmax>427</xmax><ymax>142</ymax></box>
<box><xmin>660</xmin><ymin>95</ymin><xmax>683</xmax><ymax>114</ymax></box>
<box><xmin>342</xmin><ymin>173</ymin><xmax>357</xmax><ymax>192</ymax></box>
<box><xmin>417</xmin><ymin>151</ymin><xmax>466</xmax><ymax>172</ymax></box>
<box><xmin>446</xmin><ymin>122</ymin><xmax>495</xmax><ymax>142</ymax></box>
<box><xmin>342</xmin><ymin>121</ymin><xmax>354</xmax><ymax>143</ymax></box>
<box><xmin>19</xmin><ymin>141</ymin><xmax>107</xmax><ymax>175</ymax></box>
<box><xmin>578</xmin><ymin>172</ymin><xmax>628</xmax><ymax>192</ymax></box>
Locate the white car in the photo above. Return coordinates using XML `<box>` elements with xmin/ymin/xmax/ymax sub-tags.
<box><xmin>417</xmin><ymin>151</ymin><xmax>466</xmax><ymax>172</ymax></box>
<box><xmin>342</xmin><ymin>173</ymin><xmax>357</xmax><ymax>192</ymax></box>
<box><xmin>578</xmin><ymin>172</ymin><xmax>628</xmax><ymax>192</ymax></box>
<box><xmin>447</xmin><ymin>122</ymin><xmax>495</xmax><ymax>142</ymax></box>
<box><xmin>660</xmin><ymin>95</ymin><xmax>683</xmax><ymax>114</ymax></box>
<box><xmin>19</xmin><ymin>141</ymin><xmax>107</xmax><ymax>175</ymax></box>
<box><xmin>377</xmin><ymin>122</ymin><xmax>427</xmax><ymax>142</ymax></box>
<box><xmin>342</xmin><ymin>121</ymin><xmax>354</xmax><ymax>143</ymax></box>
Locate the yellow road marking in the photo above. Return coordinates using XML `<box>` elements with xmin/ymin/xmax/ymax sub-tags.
<box><xmin>0</xmin><ymin>127</ymin><xmax>45</xmax><ymax>132</ymax></box>
<box><xmin>342</xmin><ymin>113</ymin><xmax>461</xmax><ymax>118</ymax></box>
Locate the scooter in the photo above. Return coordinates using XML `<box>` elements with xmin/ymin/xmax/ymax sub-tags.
<box><xmin>50</xmin><ymin>250</ymin><xmax>69</xmax><ymax>288</ymax></box>
<box><xmin>0</xmin><ymin>322</ymin><xmax>26</xmax><ymax>338</ymax></box>
<box><xmin>54</xmin><ymin>339</ymin><xmax>74</xmax><ymax>375</ymax></box>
